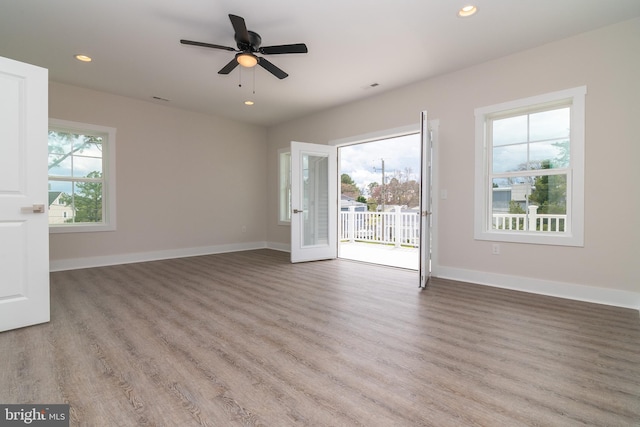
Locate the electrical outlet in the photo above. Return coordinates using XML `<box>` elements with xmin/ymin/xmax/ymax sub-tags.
<box><xmin>241</xmin><ymin>226</ymin><xmax>246</xmax><ymax>233</ymax></box>
<box><xmin>492</xmin><ymin>243</ymin><xmax>500</xmax><ymax>255</ymax></box>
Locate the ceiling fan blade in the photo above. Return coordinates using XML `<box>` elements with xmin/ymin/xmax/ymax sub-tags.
<box><xmin>258</xmin><ymin>57</ymin><xmax>288</xmax><ymax>79</ymax></box>
<box><xmin>218</xmin><ymin>58</ymin><xmax>240</xmax><ymax>75</ymax></box>
<box><xmin>229</xmin><ymin>14</ymin><xmax>250</xmax><ymax>46</ymax></box>
<box><xmin>180</xmin><ymin>39</ymin><xmax>236</xmax><ymax>52</ymax></box>
<box><xmin>260</xmin><ymin>43</ymin><xmax>308</xmax><ymax>55</ymax></box>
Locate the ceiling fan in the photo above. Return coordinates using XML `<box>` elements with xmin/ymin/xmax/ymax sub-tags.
<box><xmin>180</xmin><ymin>14</ymin><xmax>308</xmax><ymax>80</ymax></box>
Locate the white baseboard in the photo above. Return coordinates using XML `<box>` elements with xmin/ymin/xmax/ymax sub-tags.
<box><xmin>266</xmin><ymin>241</ymin><xmax>291</xmax><ymax>252</ymax></box>
<box><xmin>437</xmin><ymin>266</ymin><xmax>640</xmax><ymax>312</ymax></box>
<box><xmin>49</xmin><ymin>241</ymin><xmax>268</xmax><ymax>272</ymax></box>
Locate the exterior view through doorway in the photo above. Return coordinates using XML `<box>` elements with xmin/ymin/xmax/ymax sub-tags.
<box><xmin>338</xmin><ymin>133</ymin><xmax>421</xmax><ymax>270</ymax></box>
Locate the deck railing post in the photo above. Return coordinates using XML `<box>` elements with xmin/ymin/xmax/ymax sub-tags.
<box><xmin>348</xmin><ymin>206</ymin><xmax>356</xmax><ymax>243</ymax></box>
<box><xmin>528</xmin><ymin>205</ymin><xmax>538</xmax><ymax>231</ymax></box>
<box><xmin>394</xmin><ymin>206</ymin><xmax>402</xmax><ymax>248</ymax></box>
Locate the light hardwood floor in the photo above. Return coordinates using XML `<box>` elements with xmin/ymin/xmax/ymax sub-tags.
<box><xmin>1</xmin><ymin>249</ymin><xmax>639</xmax><ymax>426</ymax></box>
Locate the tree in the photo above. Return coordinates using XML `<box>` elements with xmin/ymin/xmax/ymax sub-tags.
<box><xmin>60</xmin><ymin>171</ymin><xmax>103</xmax><ymax>223</ymax></box>
<box><xmin>48</xmin><ymin>131</ymin><xmax>102</xmax><ymax>171</ymax></box>
<box><xmin>341</xmin><ymin>174</ymin><xmax>355</xmax><ymax>185</ymax></box>
<box><xmin>528</xmin><ymin>160</ymin><xmax>566</xmax><ymax>214</ymax></box>
<box><xmin>340</xmin><ymin>173</ymin><xmax>361</xmax><ymax>200</ymax></box>
<box><xmin>368</xmin><ymin>168</ymin><xmax>419</xmax><ymax>209</ymax></box>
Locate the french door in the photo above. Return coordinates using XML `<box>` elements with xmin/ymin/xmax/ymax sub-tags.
<box><xmin>419</xmin><ymin>111</ymin><xmax>432</xmax><ymax>288</ymax></box>
<box><xmin>0</xmin><ymin>56</ymin><xmax>50</xmax><ymax>331</ymax></box>
<box><xmin>290</xmin><ymin>141</ymin><xmax>337</xmax><ymax>263</ymax></box>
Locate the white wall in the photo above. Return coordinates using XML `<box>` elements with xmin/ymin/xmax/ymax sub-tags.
<box><xmin>266</xmin><ymin>18</ymin><xmax>640</xmax><ymax>308</ymax></box>
<box><xmin>49</xmin><ymin>82</ymin><xmax>268</xmax><ymax>269</ymax></box>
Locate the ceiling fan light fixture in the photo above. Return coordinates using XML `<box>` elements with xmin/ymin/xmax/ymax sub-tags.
<box><xmin>458</xmin><ymin>5</ymin><xmax>478</xmax><ymax>17</ymax></box>
<box><xmin>237</xmin><ymin>53</ymin><xmax>258</xmax><ymax>68</ymax></box>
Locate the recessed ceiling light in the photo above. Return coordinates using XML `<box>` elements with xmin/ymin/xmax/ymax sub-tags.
<box><xmin>244</xmin><ymin>100</ymin><xmax>254</xmax><ymax>106</ymax></box>
<box><xmin>74</xmin><ymin>54</ymin><xmax>92</xmax><ymax>62</ymax></box>
<box><xmin>458</xmin><ymin>5</ymin><xmax>478</xmax><ymax>17</ymax></box>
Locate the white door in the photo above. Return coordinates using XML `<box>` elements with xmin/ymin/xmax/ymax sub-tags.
<box><xmin>290</xmin><ymin>141</ymin><xmax>337</xmax><ymax>263</ymax></box>
<box><xmin>0</xmin><ymin>56</ymin><xmax>50</xmax><ymax>332</ymax></box>
<box><xmin>419</xmin><ymin>111</ymin><xmax>432</xmax><ymax>288</ymax></box>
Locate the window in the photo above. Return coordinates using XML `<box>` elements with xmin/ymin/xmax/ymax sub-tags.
<box><xmin>278</xmin><ymin>148</ymin><xmax>291</xmax><ymax>224</ymax></box>
<box><xmin>48</xmin><ymin>119</ymin><xmax>116</xmax><ymax>233</ymax></box>
<box><xmin>474</xmin><ymin>86</ymin><xmax>585</xmax><ymax>246</ymax></box>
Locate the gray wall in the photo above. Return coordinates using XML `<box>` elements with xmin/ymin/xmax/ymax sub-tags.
<box><xmin>49</xmin><ymin>82</ymin><xmax>268</xmax><ymax>265</ymax></box>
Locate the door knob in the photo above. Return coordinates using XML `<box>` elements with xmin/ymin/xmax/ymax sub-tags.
<box><xmin>21</xmin><ymin>204</ymin><xmax>45</xmax><ymax>213</ymax></box>
<box><xmin>293</xmin><ymin>209</ymin><xmax>304</xmax><ymax>214</ymax></box>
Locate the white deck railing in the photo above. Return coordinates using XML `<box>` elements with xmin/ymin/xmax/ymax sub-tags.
<box><xmin>340</xmin><ymin>206</ymin><xmax>420</xmax><ymax>248</ymax></box>
<box><xmin>340</xmin><ymin>205</ymin><xmax>566</xmax><ymax>247</ymax></box>
<box><xmin>493</xmin><ymin>205</ymin><xmax>567</xmax><ymax>232</ymax></box>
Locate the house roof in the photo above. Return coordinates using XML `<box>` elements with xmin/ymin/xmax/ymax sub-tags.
<box><xmin>48</xmin><ymin>191</ymin><xmax>62</xmax><ymax>206</ymax></box>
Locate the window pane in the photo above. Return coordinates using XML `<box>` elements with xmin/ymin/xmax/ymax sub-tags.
<box><xmin>529</xmin><ymin>108</ymin><xmax>570</xmax><ymax>141</ymax></box>
<box><xmin>279</xmin><ymin>151</ymin><xmax>291</xmax><ymax>222</ymax></box>
<box><xmin>491</xmin><ymin>177</ymin><xmax>529</xmax><ymax>231</ymax></box>
<box><xmin>48</xmin><ymin>180</ymin><xmax>104</xmax><ymax>224</ymax></box>
<box><xmin>71</xmin><ymin>181</ymin><xmax>103</xmax><ymax>223</ymax></box>
<box><xmin>529</xmin><ymin>174</ymin><xmax>567</xmax><ymax>214</ymax></box>
<box><xmin>77</xmin><ymin>140</ymin><xmax>103</xmax><ymax>158</ymax></box>
<box><xmin>48</xmin><ymin>181</ymin><xmax>73</xmax><ymax>225</ymax></box>
<box><xmin>493</xmin><ymin>144</ymin><xmax>527</xmax><ymax>173</ymax></box>
<box><xmin>529</xmin><ymin>139</ymin><xmax>570</xmax><ymax>169</ymax></box>
<box><xmin>302</xmin><ymin>154</ymin><xmax>329</xmax><ymax>246</ymax></box>
<box><xmin>48</xmin><ymin>154</ymin><xmax>72</xmax><ymax>177</ymax></box>
<box><xmin>491</xmin><ymin>174</ymin><xmax>567</xmax><ymax>232</ymax></box>
<box><xmin>492</xmin><ymin>115</ymin><xmax>527</xmax><ymax>146</ymax></box>
<box><xmin>48</xmin><ymin>132</ymin><xmax>103</xmax><ymax>173</ymax></box>
<box><xmin>72</xmin><ymin>156</ymin><xmax>102</xmax><ymax>178</ymax></box>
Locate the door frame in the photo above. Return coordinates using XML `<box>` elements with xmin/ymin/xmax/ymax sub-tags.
<box><xmin>330</xmin><ymin>120</ymin><xmax>439</xmax><ymax>276</ymax></box>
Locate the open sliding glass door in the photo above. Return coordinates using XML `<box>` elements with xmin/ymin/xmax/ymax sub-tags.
<box><xmin>290</xmin><ymin>141</ymin><xmax>338</xmax><ymax>263</ymax></box>
<box><xmin>419</xmin><ymin>111</ymin><xmax>432</xmax><ymax>288</ymax></box>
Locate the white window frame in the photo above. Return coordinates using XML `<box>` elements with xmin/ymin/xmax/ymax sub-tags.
<box><xmin>474</xmin><ymin>86</ymin><xmax>586</xmax><ymax>246</ymax></box>
<box><xmin>48</xmin><ymin>118</ymin><xmax>116</xmax><ymax>233</ymax></box>
<box><xmin>278</xmin><ymin>148</ymin><xmax>291</xmax><ymax>225</ymax></box>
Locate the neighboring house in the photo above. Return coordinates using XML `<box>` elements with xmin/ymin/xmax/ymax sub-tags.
<box><xmin>48</xmin><ymin>191</ymin><xmax>73</xmax><ymax>224</ymax></box>
<box><xmin>492</xmin><ymin>185</ymin><xmax>531</xmax><ymax>212</ymax></box>
<box><xmin>340</xmin><ymin>195</ymin><xmax>367</xmax><ymax>212</ymax></box>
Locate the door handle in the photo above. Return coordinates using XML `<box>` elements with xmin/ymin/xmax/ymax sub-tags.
<box><xmin>21</xmin><ymin>204</ymin><xmax>45</xmax><ymax>213</ymax></box>
<box><xmin>421</xmin><ymin>211</ymin><xmax>431</xmax><ymax>217</ymax></box>
<box><xmin>293</xmin><ymin>209</ymin><xmax>304</xmax><ymax>214</ymax></box>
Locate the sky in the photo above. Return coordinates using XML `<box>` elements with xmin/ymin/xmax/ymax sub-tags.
<box><xmin>491</xmin><ymin>107</ymin><xmax>570</xmax><ymax>177</ymax></box>
<box><xmin>48</xmin><ymin>132</ymin><xmax>104</xmax><ymax>194</ymax></box>
<box><xmin>339</xmin><ymin>133</ymin><xmax>421</xmax><ymax>196</ymax></box>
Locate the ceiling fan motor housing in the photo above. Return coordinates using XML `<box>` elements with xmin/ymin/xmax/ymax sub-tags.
<box><xmin>237</xmin><ymin>30</ymin><xmax>262</xmax><ymax>51</ymax></box>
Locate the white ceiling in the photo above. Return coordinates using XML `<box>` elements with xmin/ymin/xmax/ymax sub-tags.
<box><xmin>2</xmin><ymin>0</ymin><xmax>639</xmax><ymax>127</ymax></box>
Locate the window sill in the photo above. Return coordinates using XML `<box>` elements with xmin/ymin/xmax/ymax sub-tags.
<box><xmin>474</xmin><ymin>229</ymin><xmax>583</xmax><ymax>247</ymax></box>
<box><xmin>49</xmin><ymin>223</ymin><xmax>116</xmax><ymax>234</ymax></box>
